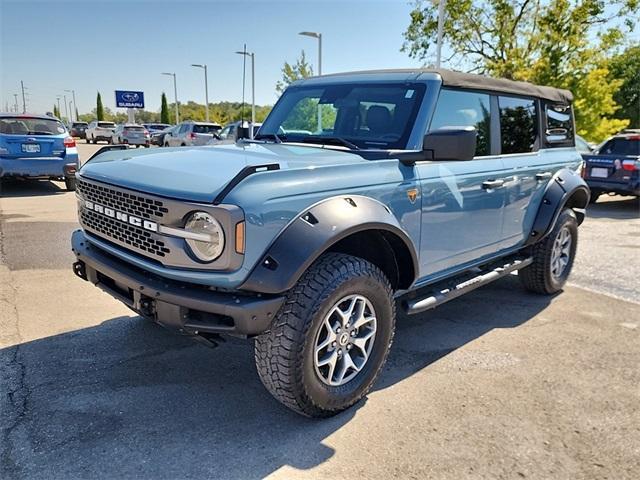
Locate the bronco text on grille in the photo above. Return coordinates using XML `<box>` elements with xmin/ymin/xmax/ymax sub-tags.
<box><xmin>76</xmin><ymin>178</ymin><xmax>171</xmax><ymax>258</ymax></box>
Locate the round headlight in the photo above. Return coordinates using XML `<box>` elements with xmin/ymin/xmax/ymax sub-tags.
<box><xmin>184</xmin><ymin>212</ymin><xmax>224</xmax><ymax>262</ymax></box>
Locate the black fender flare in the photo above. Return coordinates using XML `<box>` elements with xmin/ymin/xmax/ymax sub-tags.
<box><xmin>240</xmin><ymin>195</ymin><xmax>419</xmax><ymax>294</ymax></box>
<box><xmin>525</xmin><ymin>167</ymin><xmax>590</xmax><ymax>246</ymax></box>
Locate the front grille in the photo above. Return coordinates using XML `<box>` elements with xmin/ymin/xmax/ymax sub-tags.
<box><xmin>77</xmin><ymin>178</ymin><xmax>168</xmax><ymax>219</ymax></box>
<box><xmin>80</xmin><ymin>209</ymin><xmax>170</xmax><ymax>257</ymax></box>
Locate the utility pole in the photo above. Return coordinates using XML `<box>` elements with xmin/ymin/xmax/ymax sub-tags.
<box><xmin>63</xmin><ymin>94</ymin><xmax>69</xmax><ymax>123</ymax></box>
<box><xmin>20</xmin><ymin>81</ymin><xmax>26</xmax><ymax>113</ymax></box>
<box><xmin>65</xmin><ymin>89</ymin><xmax>77</xmax><ymax>121</ymax></box>
<box><xmin>56</xmin><ymin>96</ymin><xmax>62</xmax><ymax>118</ymax></box>
<box><xmin>13</xmin><ymin>94</ymin><xmax>19</xmax><ymax>113</ymax></box>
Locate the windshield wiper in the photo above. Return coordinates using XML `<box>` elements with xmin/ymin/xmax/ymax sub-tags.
<box><xmin>296</xmin><ymin>135</ymin><xmax>360</xmax><ymax>150</ymax></box>
<box><xmin>253</xmin><ymin>133</ymin><xmax>283</xmax><ymax>143</ymax></box>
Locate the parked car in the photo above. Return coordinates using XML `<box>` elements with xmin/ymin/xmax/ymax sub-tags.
<box><xmin>163</xmin><ymin>121</ymin><xmax>221</xmax><ymax>147</ymax></box>
<box><xmin>112</xmin><ymin>124</ymin><xmax>150</xmax><ymax>148</ymax></box>
<box><xmin>85</xmin><ymin>121</ymin><xmax>116</xmax><ymax>144</ymax></box>
<box><xmin>0</xmin><ymin>113</ymin><xmax>79</xmax><ymax>190</ymax></box>
<box><xmin>151</xmin><ymin>125</ymin><xmax>176</xmax><ymax>146</ymax></box>
<box><xmin>71</xmin><ymin>69</ymin><xmax>589</xmax><ymax>417</ymax></box>
<box><xmin>215</xmin><ymin>121</ymin><xmax>262</xmax><ymax>143</ymax></box>
<box><xmin>143</xmin><ymin>123</ymin><xmax>172</xmax><ymax>135</ymax></box>
<box><xmin>582</xmin><ymin>132</ymin><xmax>640</xmax><ymax>202</ymax></box>
<box><xmin>70</xmin><ymin>121</ymin><xmax>88</xmax><ymax>139</ymax></box>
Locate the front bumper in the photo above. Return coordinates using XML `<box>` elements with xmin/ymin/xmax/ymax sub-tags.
<box><xmin>71</xmin><ymin>229</ymin><xmax>284</xmax><ymax>337</ymax></box>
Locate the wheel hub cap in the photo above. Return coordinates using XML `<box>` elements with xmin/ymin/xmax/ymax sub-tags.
<box><xmin>313</xmin><ymin>294</ymin><xmax>377</xmax><ymax>387</ymax></box>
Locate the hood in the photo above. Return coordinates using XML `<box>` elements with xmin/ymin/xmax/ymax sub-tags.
<box><xmin>79</xmin><ymin>143</ymin><xmax>365</xmax><ymax>203</ymax></box>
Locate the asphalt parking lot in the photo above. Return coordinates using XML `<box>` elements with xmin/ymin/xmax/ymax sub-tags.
<box><xmin>1</xmin><ymin>143</ymin><xmax>639</xmax><ymax>479</ymax></box>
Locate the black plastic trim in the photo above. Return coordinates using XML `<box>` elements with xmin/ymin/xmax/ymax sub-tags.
<box><xmin>240</xmin><ymin>195</ymin><xmax>420</xmax><ymax>294</ymax></box>
<box><xmin>86</xmin><ymin>144</ymin><xmax>128</xmax><ymax>163</ymax></box>
<box><xmin>213</xmin><ymin>163</ymin><xmax>280</xmax><ymax>205</ymax></box>
<box><xmin>526</xmin><ymin>167</ymin><xmax>590</xmax><ymax>246</ymax></box>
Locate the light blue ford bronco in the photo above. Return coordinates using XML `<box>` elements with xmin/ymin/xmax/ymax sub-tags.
<box><xmin>72</xmin><ymin>69</ymin><xmax>589</xmax><ymax>417</ymax></box>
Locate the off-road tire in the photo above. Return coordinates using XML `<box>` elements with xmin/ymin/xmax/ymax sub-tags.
<box><xmin>255</xmin><ymin>253</ymin><xmax>395</xmax><ymax>417</ymax></box>
<box><xmin>64</xmin><ymin>176</ymin><xmax>76</xmax><ymax>191</ymax></box>
<box><xmin>519</xmin><ymin>208</ymin><xmax>578</xmax><ymax>294</ymax></box>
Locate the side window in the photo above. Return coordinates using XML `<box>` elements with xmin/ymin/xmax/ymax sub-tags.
<box><xmin>499</xmin><ymin>96</ymin><xmax>538</xmax><ymax>154</ymax></box>
<box><xmin>545</xmin><ymin>104</ymin><xmax>574</xmax><ymax>144</ymax></box>
<box><xmin>430</xmin><ymin>89</ymin><xmax>491</xmax><ymax>156</ymax></box>
<box><xmin>179</xmin><ymin>124</ymin><xmax>188</xmax><ymax>134</ymax></box>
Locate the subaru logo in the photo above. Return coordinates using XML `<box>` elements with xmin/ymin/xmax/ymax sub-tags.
<box><xmin>122</xmin><ymin>92</ymin><xmax>139</xmax><ymax>102</ymax></box>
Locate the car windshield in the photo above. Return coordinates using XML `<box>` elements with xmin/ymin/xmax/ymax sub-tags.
<box><xmin>599</xmin><ymin>137</ymin><xmax>640</xmax><ymax>155</ymax></box>
<box><xmin>193</xmin><ymin>124</ymin><xmax>221</xmax><ymax>134</ymax></box>
<box><xmin>258</xmin><ymin>83</ymin><xmax>426</xmax><ymax>150</ymax></box>
<box><xmin>98</xmin><ymin>122</ymin><xmax>115</xmax><ymax>128</ymax></box>
<box><xmin>0</xmin><ymin>116</ymin><xmax>67</xmax><ymax>135</ymax></box>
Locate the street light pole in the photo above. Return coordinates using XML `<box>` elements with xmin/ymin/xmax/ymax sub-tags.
<box><xmin>65</xmin><ymin>89</ymin><xmax>77</xmax><ymax>121</ymax></box>
<box><xmin>436</xmin><ymin>0</ymin><xmax>446</xmax><ymax>68</ymax></box>
<box><xmin>191</xmin><ymin>64</ymin><xmax>210</xmax><ymax>122</ymax></box>
<box><xmin>162</xmin><ymin>72</ymin><xmax>179</xmax><ymax>124</ymax></box>
<box><xmin>63</xmin><ymin>94</ymin><xmax>69</xmax><ymax>124</ymax></box>
<box><xmin>299</xmin><ymin>31</ymin><xmax>323</xmax><ymax>132</ymax></box>
<box><xmin>56</xmin><ymin>96</ymin><xmax>62</xmax><ymax>119</ymax></box>
<box><xmin>235</xmin><ymin>50</ymin><xmax>255</xmax><ymax>138</ymax></box>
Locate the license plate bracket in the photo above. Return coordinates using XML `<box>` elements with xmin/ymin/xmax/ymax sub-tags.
<box><xmin>590</xmin><ymin>167</ymin><xmax>609</xmax><ymax>178</ymax></box>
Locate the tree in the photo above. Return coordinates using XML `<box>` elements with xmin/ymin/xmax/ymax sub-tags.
<box><xmin>160</xmin><ymin>92</ymin><xmax>170</xmax><ymax>124</ymax></box>
<box><xmin>53</xmin><ymin>104</ymin><xmax>60</xmax><ymax>119</ymax></box>
<box><xmin>96</xmin><ymin>92</ymin><xmax>104</xmax><ymax>121</ymax></box>
<box><xmin>403</xmin><ymin>0</ymin><xmax>638</xmax><ymax>141</ymax></box>
<box><xmin>609</xmin><ymin>44</ymin><xmax>640</xmax><ymax>128</ymax></box>
<box><xmin>276</xmin><ymin>50</ymin><xmax>313</xmax><ymax>94</ymax></box>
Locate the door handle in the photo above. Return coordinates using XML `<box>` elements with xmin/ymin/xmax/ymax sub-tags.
<box><xmin>535</xmin><ymin>172</ymin><xmax>553</xmax><ymax>181</ymax></box>
<box><xmin>482</xmin><ymin>179</ymin><xmax>505</xmax><ymax>190</ymax></box>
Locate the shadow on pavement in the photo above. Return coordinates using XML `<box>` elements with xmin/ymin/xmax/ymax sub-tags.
<box><xmin>1</xmin><ymin>275</ymin><xmax>552</xmax><ymax>479</ymax></box>
<box><xmin>0</xmin><ymin>179</ymin><xmax>67</xmax><ymax>198</ymax></box>
<box><xmin>586</xmin><ymin>196</ymin><xmax>639</xmax><ymax>220</ymax></box>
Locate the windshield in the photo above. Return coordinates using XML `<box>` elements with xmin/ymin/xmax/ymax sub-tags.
<box><xmin>0</xmin><ymin>116</ymin><xmax>67</xmax><ymax>135</ymax></box>
<box><xmin>259</xmin><ymin>83</ymin><xmax>426</xmax><ymax>149</ymax></box>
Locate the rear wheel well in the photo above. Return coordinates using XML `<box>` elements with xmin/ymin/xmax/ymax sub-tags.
<box><xmin>564</xmin><ymin>187</ymin><xmax>590</xmax><ymax>224</ymax></box>
<box><xmin>327</xmin><ymin>229</ymin><xmax>415</xmax><ymax>290</ymax></box>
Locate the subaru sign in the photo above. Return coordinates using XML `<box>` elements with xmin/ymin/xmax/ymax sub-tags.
<box><xmin>115</xmin><ymin>90</ymin><xmax>144</xmax><ymax>109</ymax></box>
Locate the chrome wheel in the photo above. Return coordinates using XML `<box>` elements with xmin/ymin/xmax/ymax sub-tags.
<box><xmin>313</xmin><ymin>294</ymin><xmax>377</xmax><ymax>387</ymax></box>
<box><xmin>550</xmin><ymin>225</ymin><xmax>572</xmax><ymax>279</ymax></box>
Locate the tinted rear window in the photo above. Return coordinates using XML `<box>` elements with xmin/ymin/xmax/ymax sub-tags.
<box><xmin>0</xmin><ymin>117</ymin><xmax>66</xmax><ymax>135</ymax></box>
<box><xmin>499</xmin><ymin>96</ymin><xmax>538</xmax><ymax>154</ymax></box>
<box><xmin>599</xmin><ymin>138</ymin><xmax>640</xmax><ymax>156</ymax></box>
<box><xmin>98</xmin><ymin>122</ymin><xmax>115</xmax><ymax>128</ymax></box>
<box><xmin>72</xmin><ymin>122</ymin><xmax>88</xmax><ymax>127</ymax></box>
<box><xmin>124</xmin><ymin>126</ymin><xmax>144</xmax><ymax>131</ymax></box>
<box><xmin>193</xmin><ymin>124</ymin><xmax>221</xmax><ymax>134</ymax></box>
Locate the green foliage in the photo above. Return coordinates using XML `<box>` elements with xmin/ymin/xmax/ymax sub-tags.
<box><xmin>276</xmin><ymin>50</ymin><xmax>314</xmax><ymax>94</ymax></box>
<box><xmin>96</xmin><ymin>92</ymin><xmax>104</xmax><ymax>121</ymax></box>
<box><xmin>403</xmin><ymin>0</ymin><xmax>639</xmax><ymax>142</ymax></box>
<box><xmin>53</xmin><ymin>105</ymin><xmax>60</xmax><ymax>119</ymax></box>
<box><xmin>160</xmin><ymin>93</ymin><xmax>170</xmax><ymax>124</ymax></box>
<box><xmin>609</xmin><ymin>44</ymin><xmax>640</xmax><ymax>128</ymax></box>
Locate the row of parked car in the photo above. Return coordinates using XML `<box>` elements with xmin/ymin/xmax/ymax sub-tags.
<box><xmin>68</xmin><ymin>120</ymin><xmax>263</xmax><ymax>148</ymax></box>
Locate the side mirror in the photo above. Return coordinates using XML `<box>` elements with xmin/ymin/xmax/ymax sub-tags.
<box><xmin>423</xmin><ymin>126</ymin><xmax>477</xmax><ymax>161</ymax></box>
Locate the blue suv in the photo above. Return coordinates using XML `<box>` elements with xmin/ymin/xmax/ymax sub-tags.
<box><xmin>71</xmin><ymin>69</ymin><xmax>589</xmax><ymax>417</ymax></box>
<box><xmin>0</xmin><ymin>113</ymin><xmax>79</xmax><ymax>190</ymax></box>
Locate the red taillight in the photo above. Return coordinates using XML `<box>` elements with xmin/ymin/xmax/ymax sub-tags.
<box><xmin>189</xmin><ymin>132</ymin><xmax>197</xmax><ymax>139</ymax></box>
<box><xmin>144</xmin><ymin>130</ymin><xmax>150</xmax><ymax>137</ymax></box>
<box><xmin>622</xmin><ymin>160</ymin><xmax>639</xmax><ymax>171</ymax></box>
<box><xmin>64</xmin><ymin>136</ymin><xmax>76</xmax><ymax>148</ymax></box>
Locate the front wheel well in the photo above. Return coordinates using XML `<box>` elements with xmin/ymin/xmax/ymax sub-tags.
<box><xmin>327</xmin><ymin>229</ymin><xmax>415</xmax><ymax>290</ymax></box>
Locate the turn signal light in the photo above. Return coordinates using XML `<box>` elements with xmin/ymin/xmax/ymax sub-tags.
<box><xmin>235</xmin><ymin>221</ymin><xmax>245</xmax><ymax>254</ymax></box>
<box><xmin>63</xmin><ymin>136</ymin><xmax>76</xmax><ymax>148</ymax></box>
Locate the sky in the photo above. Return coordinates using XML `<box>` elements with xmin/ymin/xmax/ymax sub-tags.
<box><xmin>0</xmin><ymin>0</ymin><xmax>424</xmax><ymax>115</ymax></box>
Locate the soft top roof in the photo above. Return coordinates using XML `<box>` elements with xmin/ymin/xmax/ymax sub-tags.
<box><xmin>298</xmin><ymin>68</ymin><xmax>573</xmax><ymax>104</ymax></box>
<box><xmin>435</xmin><ymin>69</ymin><xmax>573</xmax><ymax>104</ymax></box>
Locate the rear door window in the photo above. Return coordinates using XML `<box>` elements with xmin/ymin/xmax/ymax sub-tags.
<box><xmin>430</xmin><ymin>89</ymin><xmax>491</xmax><ymax>156</ymax></box>
<box><xmin>499</xmin><ymin>96</ymin><xmax>538</xmax><ymax>154</ymax></box>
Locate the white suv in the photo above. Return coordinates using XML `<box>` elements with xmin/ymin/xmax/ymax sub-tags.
<box><xmin>85</xmin><ymin>121</ymin><xmax>116</xmax><ymax>144</ymax></box>
<box><xmin>164</xmin><ymin>121</ymin><xmax>221</xmax><ymax>147</ymax></box>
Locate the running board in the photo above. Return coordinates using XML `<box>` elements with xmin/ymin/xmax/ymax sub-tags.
<box><xmin>403</xmin><ymin>256</ymin><xmax>533</xmax><ymax>315</ymax></box>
